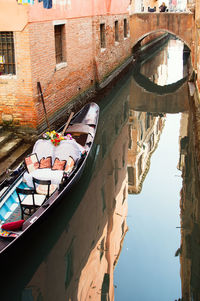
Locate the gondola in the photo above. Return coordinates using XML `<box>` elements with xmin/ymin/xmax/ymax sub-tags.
<box><xmin>0</xmin><ymin>102</ymin><xmax>99</xmax><ymax>255</ymax></box>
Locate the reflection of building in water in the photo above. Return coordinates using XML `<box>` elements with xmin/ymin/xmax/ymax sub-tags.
<box><xmin>140</xmin><ymin>39</ymin><xmax>184</xmax><ymax>86</ymax></box>
<box><xmin>128</xmin><ymin>108</ymin><xmax>164</xmax><ymax>194</ymax></box>
<box><xmin>178</xmin><ymin>113</ymin><xmax>188</xmax><ymax>171</ymax></box>
<box><xmin>128</xmin><ymin>73</ymin><xmax>165</xmax><ymax>194</ymax></box>
<box><xmin>178</xmin><ymin>109</ymin><xmax>200</xmax><ymax>301</ymax></box>
<box><xmin>22</xmin><ymin>81</ymin><xmax>130</xmax><ymax>301</ymax></box>
<box><xmin>140</xmin><ymin>38</ymin><xmax>168</xmax><ymax>85</ymax></box>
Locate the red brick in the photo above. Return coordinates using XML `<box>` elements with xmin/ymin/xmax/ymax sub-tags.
<box><xmin>0</xmin><ymin>15</ymin><xmax>131</xmax><ymax>130</ymax></box>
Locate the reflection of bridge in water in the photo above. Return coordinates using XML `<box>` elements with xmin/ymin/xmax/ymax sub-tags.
<box><xmin>130</xmin><ymin>67</ymin><xmax>189</xmax><ymax>113</ymax></box>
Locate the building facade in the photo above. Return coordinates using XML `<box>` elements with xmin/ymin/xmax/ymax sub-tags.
<box><xmin>0</xmin><ymin>0</ymin><xmax>131</xmax><ymax>131</ymax></box>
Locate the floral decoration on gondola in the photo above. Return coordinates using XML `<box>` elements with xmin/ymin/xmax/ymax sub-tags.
<box><xmin>43</xmin><ymin>131</ymin><xmax>73</xmax><ymax>146</ymax></box>
<box><xmin>43</xmin><ymin>130</ymin><xmax>64</xmax><ymax>146</ymax></box>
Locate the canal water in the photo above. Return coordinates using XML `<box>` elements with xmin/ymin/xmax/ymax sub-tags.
<box><xmin>114</xmin><ymin>39</ymin><xmax>187</xmax><ymax>301</ymax></box>
<box><xmin>1</xmin><ymin>39</ymin><xmax>192</xmax><ymax>301</ymax></box>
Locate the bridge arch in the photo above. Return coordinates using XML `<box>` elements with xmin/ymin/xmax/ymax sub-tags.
<box><xmin>132</xmin><ymin>65</ymin><xmax>188</xmax><ymax>95</ymax></box>
<box><xmin>130</xmin><ymin>13</ymin><xmax>195</xmax><ymax>51</ymax></box>
<box><xmin>132</xmin><ymin>29</ymin><xmax>191</xmax><ymax>50</ymax></box>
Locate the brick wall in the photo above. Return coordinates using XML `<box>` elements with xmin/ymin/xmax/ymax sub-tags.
<box><xmin>0</xmin><ymin>27</ymin><xmax>37</xmax><ymax>129</ymax></box>
<box><xmin>94</xmin><ymin>14</ymin><xmax>131</xmax><ymax>82</ymax></box>
<box><xmin>0</xmin><ymin>14</ymin><xmax>131</xmax><ymax>130</ymax></box>
<box><xmin>29</xmin><ymin>17</ymin><xmax>95</xmax><ymax>129</ymax></box>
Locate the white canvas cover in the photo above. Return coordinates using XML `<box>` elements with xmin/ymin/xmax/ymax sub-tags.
<box><xmin>24</xmin><ymin>168</ymin><xmax>63</xmax><ymax>188</ymax></box>
<box><xmin>32</xmin><ymin>139</ymin><xmax>85</xmax><ymax>162</ymax></box>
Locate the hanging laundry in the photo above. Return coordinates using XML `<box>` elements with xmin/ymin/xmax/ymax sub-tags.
<box><xmin>22</xmin><ymin>0</ymin><xmax>29</xmax><ymax>4</ymax></box>
<box><xmin>43</xmin><ymin>0</ymin><xmax>52</xmax><ymax>8</ymax></box>
<box><xmin>52</xmin><ymin>0</ymin><xmax>57</xmax><ymax>9</ymax></box>
<box><xmin>59</xmin><ymin>0</ymin><xmax>67</xmax><ymax>9</ymax></box>
<box><xmin>18</xmin><ymin>0</ymin><xmax>34</xmax><ymax>4</ymax></box>
<box><xmin>63</xmin><ymin>0</ymin><xmax>67</xmax><ymax>6</ymax></box>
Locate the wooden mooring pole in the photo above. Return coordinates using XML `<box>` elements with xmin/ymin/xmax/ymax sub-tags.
<box><xmin>37</xmin><ymin>81</ymin><xmax>50</xmax><ymax>131</ymax></box>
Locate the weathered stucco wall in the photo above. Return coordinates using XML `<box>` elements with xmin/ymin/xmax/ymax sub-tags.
<box><xmin>0</xmin><ymin>0</ymin><xmax>130</xmax><ymax>30</ymax></box>
<box><xmin>0</xmin><ymin>0</ymin><xmax>28</xmax><ymax>31</ymax></box>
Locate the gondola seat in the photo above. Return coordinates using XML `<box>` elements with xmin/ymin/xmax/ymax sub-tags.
<box><xmin>23</xmin><ymin>139</ymin><xmax>83</xmax><ymax>188</ymax></box>
<box><xmin>33</xmin><ymin>177</ymin><xmax>58</xmax><ymax>196</ymax></box>
<box><xmin>16</xmin><ymin>187</ymin><xmax>47</xmax><ymax>219</ymax></box>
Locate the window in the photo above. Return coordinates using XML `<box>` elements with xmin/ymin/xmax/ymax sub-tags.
<box><xmin>114</xmin><ymin>159</ymin><xmax>118</xmax><ymax>185</ymax></box>
<box><xmin>0</xmin><ymin>32</ymin><xmax>15</xmax><ymax>75</ymax></box>
<box><xmin>115</xmin><ymin>20</ymin><xmax>119</xmax><ymax>42</ymax></box>
<box><xmin>122</xmin><ymin>143</ymin><xmax>126</xmax><ymax>167</ymax></box>
<box><xmin>124</xmin><ymin>19</ymin><xmax>128</xmax><ymax>38</ymax></box>
<box><xmin>121</xmin><ymin>220</ymin><xmax>125</xmax><ymax>236</ymax></box>
<box><xmin>122</xmin><ymin>186</ymin><xmax>126</xmax><ymax>204</ymax></box>
<box><xmin>21</xmin><ymin>288</ymin><xmax>34</xmax><ymax>301</ymax></box>
<box><xmin>54</xmin><ymin>24</ymin><xmax>65</xmax><ymax>64</ymax></box>
<box><xmin>21</xmin><ymin>288</ymin><xmax>42</xmax><ymax>301</ymax></box>
<box><xmin>128</xmin><ymin>124</ymin><xmax>133</xmax><ymax>149</ymax></box>
<box><xmin>101</xmin><ymin>273</ymin><xmax>110</xmax><ymax>301</ymax></box>
<box><xmin>102</xmin><ymin>131</ymin><xmax>107</xmax><ymax>158</ymax></box>
<box><xmin>101</xmin><ymin>186</ymin><xmax>106</xmax><ymax>212</ymax></box>
<box><xmin>115</xmin><ymin>114</ymin><xmax>120</xmax><ymax>134</ymax></box>
<box><xmin>100</xmin><ymin>238</ymin><xmax>105</xmax><ymax>260</ymax></box>
<box><xmin>139</xmin><ymin>120</ymin><xmax>143</xmax><ymax>140</ymax></box>
<box><xmin>146</xmin><ymin>112</ymin><xmax>151</xmax><ymax>130</ymax></box>
<box><xmin>149</xmin><ymin>133</ymin><xmax>154</xmax><ymax>151</ymax></box>
<box><xmin>100</xmin><ymin>23</ymin><xmax>106</xmax><ymax>48</ymax></box>
<box><xmin>123</xmin><ymin>101</ymin><xmax>128</xmax><ymax>121</ymax></box>
<box><xmin>65</xmin><ymin>247</ymin><xmax>73</xmax><ymax>288</ymax></box>
<box><xmin>138</xmin><ymin>155</ymin><xmax>143</xmax><ymax>177</ymax></box>
<box><xmin>128</xmin><ymin>166</ymin><xmax>134</xmax><ymax>185</ymax></box>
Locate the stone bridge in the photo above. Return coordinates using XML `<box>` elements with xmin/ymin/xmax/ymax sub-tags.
<box><xmin>130</xmin><ymin>75</ymin><xmax>189</xmax><ymax>114</ymax></box>
<box><xmin>130</xmin><ymin>13</ymin><xmax>195</xmax><ymax>52</ymax></box>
